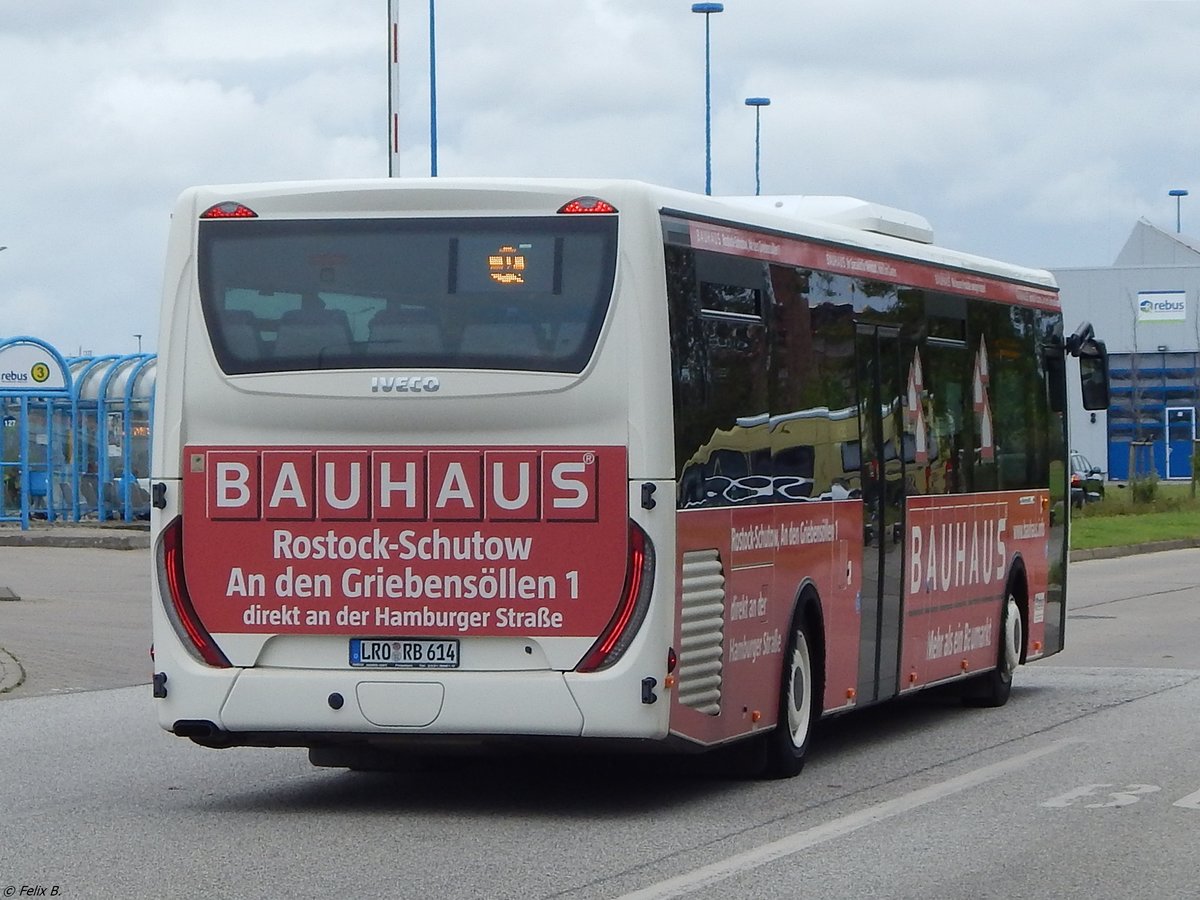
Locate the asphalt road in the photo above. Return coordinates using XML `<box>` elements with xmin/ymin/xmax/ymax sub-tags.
<box><xmin>0</xmin><ymin>546</ymin><xmax>150</xmax><ymax>696</ymax></box>
<box><xmin>1042</xmin><ymin>548</ymin><xmax>1200</xmax><ymax>671</ymax></box>
<box><xmin>1</xmin><ymin>547</ymin><xmax>1199</xmax><ymax>899</ymax></box>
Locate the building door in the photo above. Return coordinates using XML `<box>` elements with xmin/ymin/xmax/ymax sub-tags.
<box><xmin>1166</xmin><ymin>407</ymin><xmax>1196</xmax><ymax>479</ymax></box>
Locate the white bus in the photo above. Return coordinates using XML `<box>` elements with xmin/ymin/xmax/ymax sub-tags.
<box><xmin>150</xmin><ymin>179</ymin><xmax>1108</xmax><ymax>776</ymax></box>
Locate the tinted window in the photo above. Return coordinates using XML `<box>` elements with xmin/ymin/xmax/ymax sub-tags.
<box><xmin>667</xmin><ymin>246</ymin><xmax>772</xmax><ymax>508</ymax></box>
<box><xmin>198</xmin><ymin>216</ymin><xmax>618</xmax><ymax>374</ymax></box>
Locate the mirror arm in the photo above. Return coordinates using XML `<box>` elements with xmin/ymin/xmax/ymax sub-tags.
<box><xmin>1065</xmin><ymin>320</ymin><xmax>1095</xmax><ymax>358</ymax></box>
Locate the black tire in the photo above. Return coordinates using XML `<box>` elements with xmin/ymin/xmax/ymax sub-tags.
<box><xmin>764</xmin><ymin>615</ymin><xmax>817</xmax><ymax>778</ymax></box>
<box><xmin>962</xmin><ymin>592</ymin><xmax>1021</xmax><ymax>708</ymax></box>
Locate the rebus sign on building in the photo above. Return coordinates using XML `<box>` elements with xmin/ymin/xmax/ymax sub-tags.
<box><xmin>1137</xmin><ymin>290</ymin><xmax>1187</xmax><ymax>323</ymax></box>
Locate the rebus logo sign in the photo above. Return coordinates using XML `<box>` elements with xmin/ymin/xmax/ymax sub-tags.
<box><xmin>1137</xmin><ymin>290</ymin><xmax>1187</xmax><ymax>322</ymax></box>
<box><xmin>204</xmin><ymin>448</ymin><xmax>599</xmax><ymax>522</ymax></box>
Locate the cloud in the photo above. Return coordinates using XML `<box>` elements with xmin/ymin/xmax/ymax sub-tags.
<box><xmin>4</xmin><ymin>0</ymin><xmax>1200</xmax><ymax>353</ymax></box>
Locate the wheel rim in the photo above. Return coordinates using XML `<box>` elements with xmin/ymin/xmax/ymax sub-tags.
<box><xmin>786</xmin><ymin>630</ymin><xmax>813</xmax><ymax>748</ymax></box>
<box><xmin>1002</xmin><ymin>597</ymin><xmax>1021</xmax><ymax>676</ymax></box>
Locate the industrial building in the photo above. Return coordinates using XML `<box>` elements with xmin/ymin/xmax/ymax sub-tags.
<box><xmin>1055</xmin><ymin>219</ymin><xmax>1200</xmax><ymax>482</ymax></box>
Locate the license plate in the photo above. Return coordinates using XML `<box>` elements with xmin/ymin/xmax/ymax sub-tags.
<box><xmin>349</xmin><ymin>638</ymin><xmax>460</xmax><ymax>669</ymax></box>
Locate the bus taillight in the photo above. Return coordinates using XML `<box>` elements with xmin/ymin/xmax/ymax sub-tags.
<box><xmin>558</xmin><ymin>196</ymin><xmax>618</xmax><ymax>215</ymax></box>
<box><xmin>158</xmin><ymin>516</ymin><xmax>231</xmax><ymax>668</ymax></box>
<box><xmin>200</xmin><ymin>202</ymin><xmax>258</xmax><ymax>219</ymax></box>
<box><xmin>576</xmin><ymin>520</ymin><xmax>655</xmax><ymax>672</ymax></box>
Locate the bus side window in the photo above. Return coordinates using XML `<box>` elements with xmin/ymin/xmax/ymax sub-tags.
<box><xmin>666</xmin><ymin>246</ymin><xmax>770</xmax><ymax>508</ymax></box>
<box><xmin>921</xmin><ymin>345</ymin><xmax>969</xmax><ymax>495</ymax></box>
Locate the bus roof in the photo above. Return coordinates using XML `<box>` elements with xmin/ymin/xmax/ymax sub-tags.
<box><xmin>178</xmin><ymin>177</ymin><xmax>1057</xmax><ymax>292</ymax></box>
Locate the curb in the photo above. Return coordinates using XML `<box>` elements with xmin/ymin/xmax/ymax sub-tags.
<box><xmin>0</xmin><ymin>530</ymin><xmax>149</xmax><ymax>551</ymax></box>
<box><xmin>1069</xmin><ymin>538</ymin><xmax>1200</xmax><ymax>562</ymax></box>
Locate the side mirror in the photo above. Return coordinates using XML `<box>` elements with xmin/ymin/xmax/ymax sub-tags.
<box><xmin>1079</xmin><ymin>339</ymin><xmax>1109</xmax><ymax>411</ymax></box>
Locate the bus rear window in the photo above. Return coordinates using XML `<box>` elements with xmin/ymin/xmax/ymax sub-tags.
<box><xmin>197</xmin><ymin>216</ymin><xmax>618</xmax><ymax>374</ymax></box>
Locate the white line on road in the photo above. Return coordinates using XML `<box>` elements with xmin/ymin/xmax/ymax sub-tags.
<box><xmin>615</xmin><ymin>739</ymin><xmax>1079</xmax><ymax>900</ymax></box>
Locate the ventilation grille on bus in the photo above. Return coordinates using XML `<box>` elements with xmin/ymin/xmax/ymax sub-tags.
<box><xmin>677</xmin><ymin>549</ymin><xmax>726</xmax><ymax>716</ymax></box>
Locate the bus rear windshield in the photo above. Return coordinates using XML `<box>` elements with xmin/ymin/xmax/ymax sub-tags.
<box><xmin>197</xmin><ymin>216</ymin><xmax>618</xmax><ymax>374</ymax></box>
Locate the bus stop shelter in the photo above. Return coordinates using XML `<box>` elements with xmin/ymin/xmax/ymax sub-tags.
<box><xmin>0</xmin><ymin>336</ymin><xmax>74</xmax><ymax>529</ymax></box>
<box><xmin>0</xmin><ymin>336</ymin><xmax>156</xmax><ymax>529</ymax></box>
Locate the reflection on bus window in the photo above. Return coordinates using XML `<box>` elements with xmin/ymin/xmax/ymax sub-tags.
<box><xmin>678</xmin><ymin>405</ymin><xmax>865</xmax><ymax>508</ymax></box>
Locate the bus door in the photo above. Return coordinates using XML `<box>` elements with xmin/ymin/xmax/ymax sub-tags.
<box><xmin>854</xmin><ymin>323</ymin><xmax>907</xmax><ymax>703</ymax></box>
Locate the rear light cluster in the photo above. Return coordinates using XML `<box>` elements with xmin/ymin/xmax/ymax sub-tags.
<box><xmin>577</xmin><ymin>520</ymin><xmax>656</xmax><ymax>672</ymax></box>
<box><xmin>159</xmin><ymin>517</ymin><xmax>231</xmax><ymax>668</ymax></box>
<box><xmin>558</xmin><ymin>196</ymin><xmax>618</xmax><ymax>215</ymax></box>
<box><xmin>200</xmin><ymin>202</ymin><xmax>257</xmax><ymax>219</ymax></box>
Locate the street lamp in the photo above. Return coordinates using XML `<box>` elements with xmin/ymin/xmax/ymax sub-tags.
<box><xmin>692</xmin><ymin>2</ymin><xmax>723</xmax><ymax>195</ymax></box>
<box><xmin>744</xmin><ymin>97</ymin><xmax>770</xmax><ymax>196</ymax></box>
<box><xmin>1169</xmin><ymin>189</ymin><xmax>1188</xmax><ymax>233</ymax></box>
<box><xmin>393</xmin><ymin>0</ymin><xmax>439</xmax><ymax>177</ymax></box>
<box><xmin>133</xmin><ymin>334</ymin><xmax>142</xmax><ymax>353</ymax></box>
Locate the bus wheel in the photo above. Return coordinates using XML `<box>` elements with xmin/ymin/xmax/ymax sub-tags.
<box><xmin>764</xmin><ymin>617</ymin><xmax>816</xmax><ymax>778</ymax></box>
<box><xmin>963</xmin><ymin>593</ymin><xmax>1021</xmax><ymax>708</ymax></box>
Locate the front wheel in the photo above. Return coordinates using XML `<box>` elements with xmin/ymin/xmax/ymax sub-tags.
<box><xmin>764</xmin><ymin>618</ymin><xmax>816</xmax><ymax>778</ymax></box>
<box><xmin>962</xmin><ymin>593</ymin><xmax>1021</xmax><ymax>708</ymax></box>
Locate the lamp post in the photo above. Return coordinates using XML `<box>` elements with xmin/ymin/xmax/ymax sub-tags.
<box><xmin>691</xmin><ymin>3</ymin><xmax>723</xmax><ymax>195</ymax></box>
<box><xmin>744</xmin><ymin>97</ymin><xmax>770</xmax><ymax>196</ymax></box>
<box><xmin>1169</xmin><ymin>189</ymin><xmax>1188</xmax><ymax>233</ymax></box>
<box><xmin>133</xmin><ymin>334</ymin><xmax>142</xmax><ymax>353</ymax></box>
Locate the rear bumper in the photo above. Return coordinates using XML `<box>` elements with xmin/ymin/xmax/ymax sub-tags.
<box><xmin>152</xmin><ymin>628</ymin><xmax>674</xmax><ymax>746</ymax></box>
<box><xmin>216</xmin><ymin>667</ymin><xmax>587</xmax><ymax>735</ymax></box>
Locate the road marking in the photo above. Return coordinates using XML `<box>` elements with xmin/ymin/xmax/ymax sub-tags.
<box><xmin>615</xmin><ymin>739</ymin><xmax>1078</xmax><ymax>900</ymax></box>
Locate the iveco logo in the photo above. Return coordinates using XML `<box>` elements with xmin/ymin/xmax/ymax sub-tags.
<box><xmin>371</xmin><ymin>375</ymin><xmax>441</xmax><ymax>394</ymax></box>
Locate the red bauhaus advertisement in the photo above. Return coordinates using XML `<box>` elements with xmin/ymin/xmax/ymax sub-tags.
<box><xmin>903</xmin><ymin>490</ymin><xmax>1051</xmax><ymax>685</ymax></box>
<box><xmin>181</xmin><ymin>444</ymin><xmax>629</xmax><ymax>637</ymax></box>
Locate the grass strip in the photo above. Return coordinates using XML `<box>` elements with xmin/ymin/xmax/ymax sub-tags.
<box><xmin>1070</xmin><ymin>481</ymin><xmax>1200</xmax><ymax>550</ymax></box>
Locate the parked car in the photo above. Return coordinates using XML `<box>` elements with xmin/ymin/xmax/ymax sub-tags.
<box><xmin>1070</xmin><ymin>451</ymin><xmax>1105</xmax><ymax>507</ymax></box>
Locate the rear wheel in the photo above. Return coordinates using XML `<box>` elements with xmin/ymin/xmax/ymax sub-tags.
<box><xmin>764</xmin><ymin>617</ymin><xmax>816</xmax><ymax>778</ymax></box>
<box><xmin>962</xmin><ymin>593</ymin><xmax>1021</xmax><ymax>708</ymax></box>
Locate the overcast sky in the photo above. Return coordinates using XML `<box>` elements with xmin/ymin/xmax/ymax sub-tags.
<box><xmin>1</xmin><ymin>1</ymin><xmax>1198</xmax><ymax>355</ymax></box>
